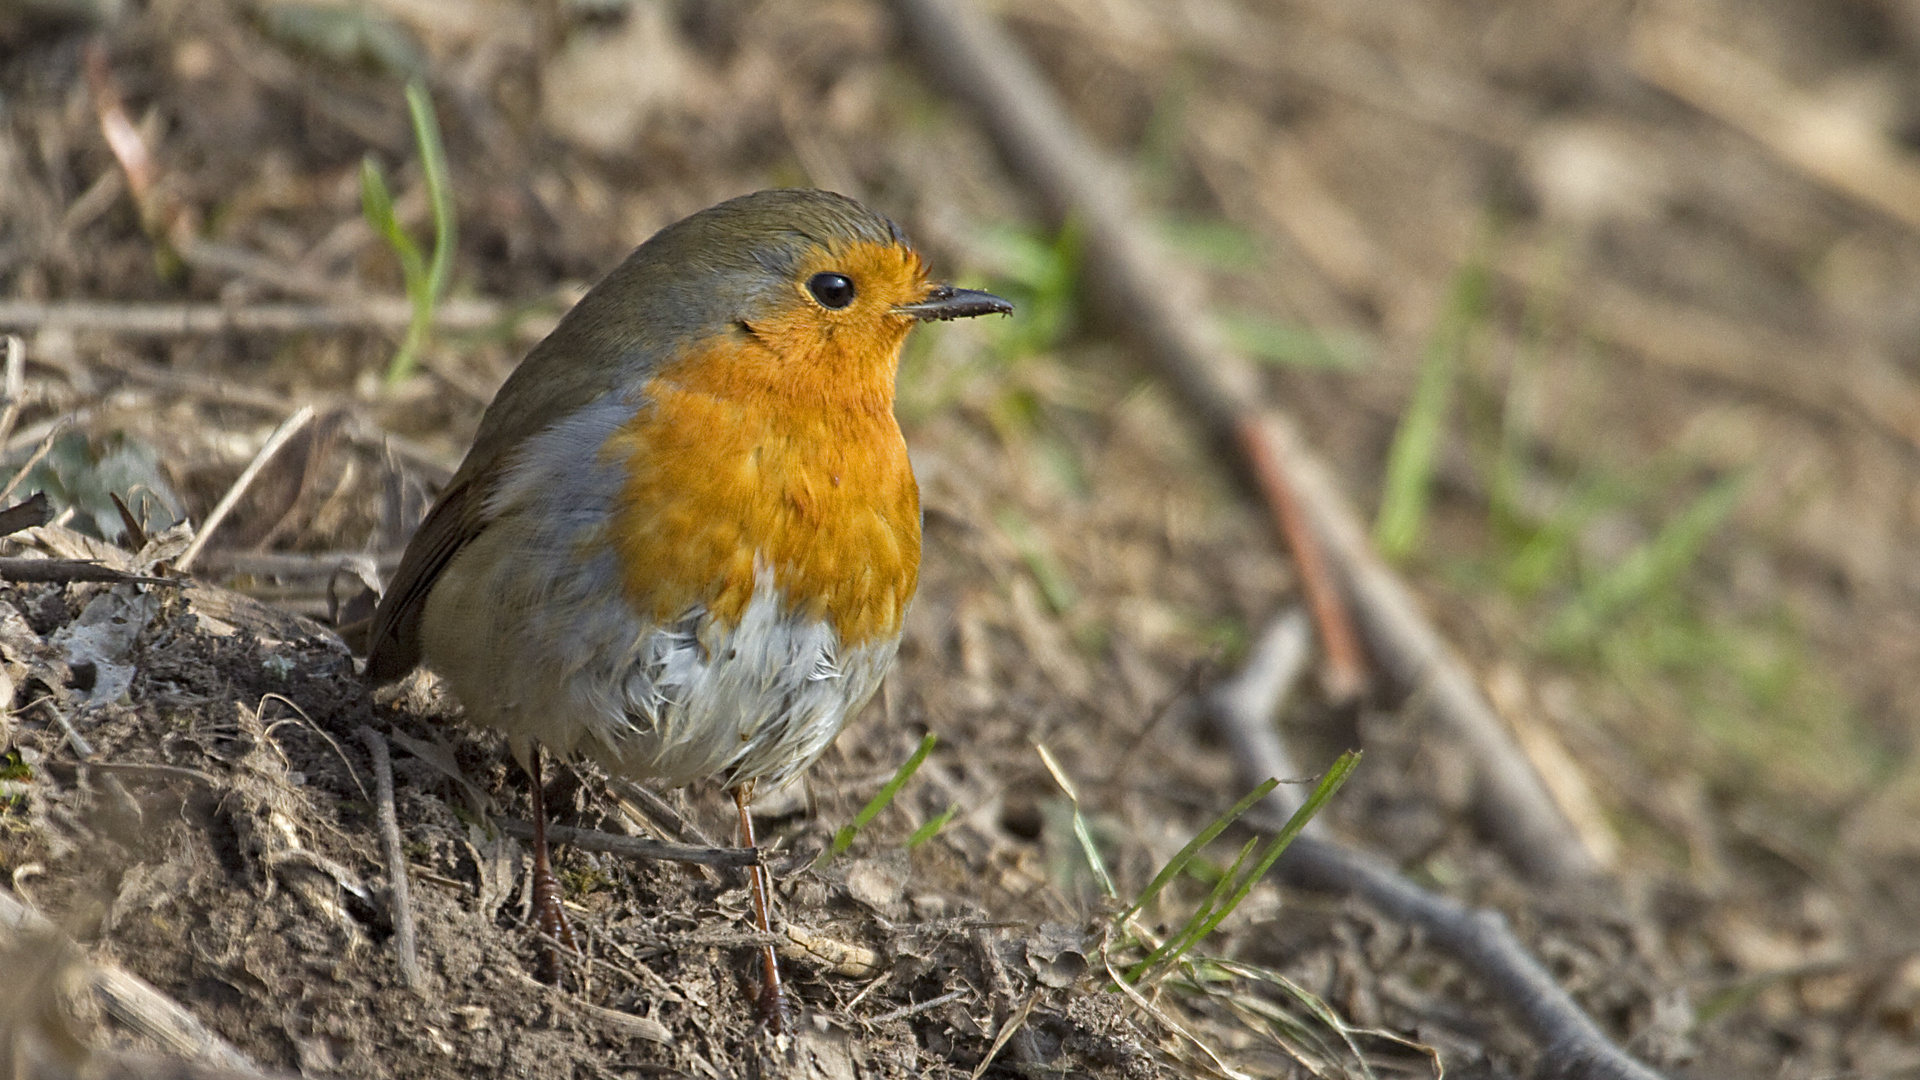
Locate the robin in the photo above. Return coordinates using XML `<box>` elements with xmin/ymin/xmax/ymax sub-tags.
<box><xmin>364</xmin><ymin>188</ymin><xmax>1010</xmax><ymax>1024</ymax></box>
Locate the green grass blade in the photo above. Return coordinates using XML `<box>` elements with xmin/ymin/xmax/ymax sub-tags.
<box><xmin>407</xmin><ymin>80</ymin><xmax>456</xmax><ymax>308</ymax></box>
<box><xmin>1374</xmin><ymin>259</ymin><xmax>1489</xmax><ymax>559</ymax></box>
<box><xmin>1186</xmin><ymin>751</ymin><xmax>1359</xmax><ymax>943</ymax></box>
<box><xmin>1218</xmin><ymin>313</ymin><xmax>1368</xmax><ymax>371</ymax></box>
<box><xmin>998</xmin><ymin>509</ymin><xmax>1077</xmax><ymax>614</ymax></box>
<box><xmin>359</xmin><ymin>156</ymin><xmax>424</xmax><ymax>286</ymax></box>
<box><xmin>1126</xmin><ymin>835</ymin><xmax>1258</xmax><ymax>982</ymax></box>
<box><xmin>1138</xmin><ymin>751</ymin><xmax>1361</xmax><ymax>983</ymax></box>
<box><xmin>1500</xmin><ymin>471</ymin><xmax>1633</xmax><ymax>597</ymax></box>
<box><xmin>1488</xmin><ymin>241</ymin><xmax>1568</xmax><ymax>543</ymax></box>
<box><xmin>1036</xmin><ymin>743</ymin><xmax>1117</xmax><ymax>899</ymax></box>
<box><xmin>1157</xmin><ymin>215</ymin><xmax>1261</xmax><ymax>271</ymax></box>
<box><xmin>1546</xmin><ymin>471</ymin><xmax>1749</xmax><ymax>651</ymax></box>
<box><xmin>906</xmin><ymin>803</ymin><xmax>959</xmax><ymax>849</ymax></box>
<box><xmin>378</xmin><ymin>80</ymin><xmax>456</xmax><ymax>385</ymax></box>
<box><xmin>1212</xmin><ymin>958</ymin><xmax>1435</xmax><ymax>1080</ymax></box>
<box><xmin>815</xmin><ymin>733</ymin><xmax>938</xmax><ymax>868</ymax></box>
<box><xmin>1116</xmin><ymin>777</ymin><xmax>1279</xmax><ymax>925</ymax></box>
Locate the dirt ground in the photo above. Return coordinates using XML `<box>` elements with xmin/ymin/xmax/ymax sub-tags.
<box><xmin>3</xmin><ymin>0</ymin><xmax>1920</xmax><ymax>1077</ymax></box>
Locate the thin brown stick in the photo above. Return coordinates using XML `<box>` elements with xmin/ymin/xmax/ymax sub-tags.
<box><xmin>39</xmin><ymin>699</ymin><xmax>94</xmax><ymax>759</ymax></box>
<box><xmin>0</xmin><ymin>298</ymin><xmax>508</xmax><ymax>335</ymax></box>
<box><xmin>868</xmin><ymin>988</ymin><xmax>968</xmax><ymax>1026</ymax></box>
<box><xmin>495</xmin><ymin>818</ymin><xmax>758</xmax><ymax>868</ymax></box>
<box><xmin>356</xmin><ymin>727</ymin><xmax>426</xmax><ymax>995</ymax></box>
<box><xmin>1252</xmin><ymin>412</ymin><xmax>1605</xmax><ymax>879</ymax></box>
<box><xmin>1235</xmin><ymin>418</ymin><xmax>1366</xmax><ymax>701</ymax></box>
<box><xmin>0</xmin><ymin>558</ymin><xmax>177</xmax><ymax>586</ymax></box>
<box><xmin>176</xmin><ymin>405</ymin><xmax>315</xmax><ymax>572</ymax></box>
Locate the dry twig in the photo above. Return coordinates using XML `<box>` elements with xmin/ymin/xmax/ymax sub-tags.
<box><xmin>0</xmin><ymin>298</ymin><xmax>509</xmax><ymax>336</ymax></box>
<box><xmin>1235</xmin><ymin>420</ymin><xmax>1366</xmax><ymax>700</ymax></box>
<box><xmin>0</xmin><ymin>559</ymin><xmax>177</xmax><ymax>586</ymax></box>
<box><xmin>1269</xmin><ymin>836</ymin><xmax>1663</xmax><ymax>1080</ymax></box>
<box><xmin>1205</xmin><ymin>607</ymin><xmax>1319</xmax><ymax>828</ymax></box>
<box><xmin>496</xmin><ymin>818</ymin><xmax>758</xmax><ymax>869</ymax></box>
<box><xmin>1206</xmin><ymin>614</ymin><xmax>1663</xmax><ymax>1080</ymax></box>
<box><xmin>868</xmin><ymin>988</ymin><xmax>968</xmax><ymax>1025</ymax></box>
<box><xmin>356</xmin><ymin>726</ymin><xmax>426</xmax><ymax>995</ymax></box>
<box><xmin>176</xmin><ymin>406</ymin><xmax>316</xmax><ymax>572</ymax></box>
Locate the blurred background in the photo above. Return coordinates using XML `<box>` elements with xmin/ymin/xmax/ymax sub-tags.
<box><xmin>4</xmin><ymin>0</ymin><xmax>1920</xmax><ymax>1076</ymax></box>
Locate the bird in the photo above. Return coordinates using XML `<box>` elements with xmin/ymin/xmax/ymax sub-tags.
<box><xmin>364</xmin><ymin>188</ymin><xmax>1011</xmax><ymax>1025</ymax></box>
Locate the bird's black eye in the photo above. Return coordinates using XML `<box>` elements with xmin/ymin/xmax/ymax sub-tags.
<box><xmin>807</xmin><ymin>272</ymin><xmax>856</xmax><ymax>309</ymax></box>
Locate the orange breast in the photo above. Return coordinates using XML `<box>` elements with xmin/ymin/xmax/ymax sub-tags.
<box><xmin>603</xmin><ymin>333</ymin><xmax>921</xmax><ymax>648</ymax></box>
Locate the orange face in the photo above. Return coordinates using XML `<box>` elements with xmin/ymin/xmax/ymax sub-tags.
<box><xmin>602</xmin><ymin>237</ymin><xmax>931</xmax><ymax>647</ymax></box>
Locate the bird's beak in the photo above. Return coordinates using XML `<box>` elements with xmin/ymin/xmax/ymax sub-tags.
<box><xmin>894</xmin><ymin>283</ymin><xmax>1014</xmax><ymax>322</ymax></box>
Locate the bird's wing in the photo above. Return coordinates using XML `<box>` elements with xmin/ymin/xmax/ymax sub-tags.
<box><xmin>364</xmin><ymin>473</ymin><xmax>487</xmax><ymax>683</ymax></box>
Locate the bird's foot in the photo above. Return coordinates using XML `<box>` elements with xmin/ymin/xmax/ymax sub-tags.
<box><xmin>531</xmin><ymin>857</ymin><xmax>580</xmax><ymax>985</ymax></box>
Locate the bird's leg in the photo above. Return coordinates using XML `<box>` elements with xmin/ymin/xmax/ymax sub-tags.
<box><xmin>733</xmin><ymin>783</ymin><xmax>788</xmax><ymax>1033</ymax></box>
<box><xmin>528</xmin><ymin>745</ymin><xmax>579</xmax><ymax>985</ymax></box>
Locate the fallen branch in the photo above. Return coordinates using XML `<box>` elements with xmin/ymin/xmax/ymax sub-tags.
<box><xmin>895</xmin><ymin>2</ymin><xmax>1657</xmax><ymax>1076</ymax></box>
<box><xmin>1272</xmin><ymin>836</ymin><xmax>1663</xmax><ymax>1080</ymax></box>
<box><xmin>1251</xmin><ymin>413</ymin><xmax>1607</xmax><ymax>878</ymax></box>
<box><xmin>894</xmin><ymin>0</ymin><xmax>1597</xmax><ymax>886</ymax></box>
<box><xmin>496</xmin><ymin>818</ymin><xmax>757</xmax><ymax>868</ymax></box>
<box><xmin>1205</xmin><ymin>611</ymin><xmax>1663</xmax><ymax>1080</ymax></box>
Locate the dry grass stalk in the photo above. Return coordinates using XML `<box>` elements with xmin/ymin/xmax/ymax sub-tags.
<box><xmin>176</xmin><ymin>406</ymin><xmax>316</xmax><ymax>572</ymax></box>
